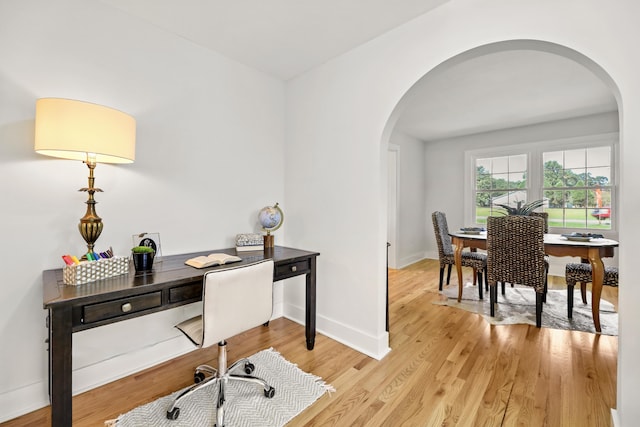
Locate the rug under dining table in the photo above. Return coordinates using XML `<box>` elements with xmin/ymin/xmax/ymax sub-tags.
<box><xmin>433</xmin><ymin>283</ymin><xmax>618</xmax><ymax>335</ymax></box>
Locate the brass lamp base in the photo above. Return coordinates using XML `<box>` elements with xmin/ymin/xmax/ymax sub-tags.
<box><xmin>78</xmin><ymin>159</ymin><xmax>104</xmax><ymax>252</ymax></box>
<box><xmin>79</xmin><ymin>216</ymin><xmax>103</xmax><ymax>253</ymax></box>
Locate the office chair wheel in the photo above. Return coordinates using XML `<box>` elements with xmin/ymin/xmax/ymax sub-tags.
<box><xmin>264</xmin><ymin>386</ymin><xmax>275</xmax><ymax>398</ymax></box>
<box><xmin>244</xmin><ymin>362</ymin><xmax>255</xmax><ymax>374</ymax></box>
<box><xmin>194</xmin><ymin>371</ymin><xmax>206</xmax><ymax>383</ymax></box>
<box><xmin>166</xmin><ymin>407</ymin><xmax>180</xmax><ymax>420</ymax></box>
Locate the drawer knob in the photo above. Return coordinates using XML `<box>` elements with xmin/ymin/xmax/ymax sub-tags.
<box><xmin>291</xmin><ymin>265</ymin><xmax>297</xmax><ymax>272</ymax></box>
<box><xmin>122</xmin><ymin>303</ymin><xmax>132</xmax><ymax>313</ymax></box>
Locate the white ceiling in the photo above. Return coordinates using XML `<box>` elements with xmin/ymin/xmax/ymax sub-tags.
<box><xmin>99</xmin><ymin>0</ymin><xmax>618</xmax><ymax>141</ymax></box>
<box><xmin>395</xmin><ymin>50</ymin><xmax>618</xmax><ymax>141</ymax></box>
<box><xmin>100</xmin><ymin>0</ymin><xmax>449</xmax><ymax>80</ymax></box>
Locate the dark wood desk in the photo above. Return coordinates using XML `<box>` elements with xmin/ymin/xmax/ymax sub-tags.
<box><xmin>43</xmin><ymin>246</ymin><xmax>319</xmax><ymax>427</ymax></box>
<box><xmin>449</xmin><ymin>232</ymin><xmax>617</xmax><ymax>333</ymax></box>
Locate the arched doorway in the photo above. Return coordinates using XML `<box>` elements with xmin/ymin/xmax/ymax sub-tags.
<box><xmin>383</xmin><ymin>39</ymin><xmax>621</xmax><ymax>332</ymax></box>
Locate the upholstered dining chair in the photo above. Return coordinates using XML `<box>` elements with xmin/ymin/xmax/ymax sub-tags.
<box><xmin>432</xmin><ymin>211</ymin><xmax>487</xmax><ymax>299</ymax></box>
<box><xmin>565</xmin><ymin>262</ymin><xmax>618</xmax><ymax>318</ymax></box>
<box><xmin>487</xmin><ymin>215</ymin><xmax>547</xmax><ymax>327</ymax></box>
<box><xmin>166</xmin><ymin>260</ymin><xmax>276</xmax><ymax>426</ymax></box>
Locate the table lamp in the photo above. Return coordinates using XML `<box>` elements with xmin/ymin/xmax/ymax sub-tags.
<box><xmin>34</xmin><ymin>98</ymin><xmax>136</xmax><ymax>252</ymax></box>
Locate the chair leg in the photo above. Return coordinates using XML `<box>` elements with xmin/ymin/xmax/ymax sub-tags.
<box><xmin>439</xmin><ymin>267</ymin><xmax>445</xmax><ymax>291</ymax></box>
<box><xmin>446</xmin><ymin>264</ymin><xmax>452</xmax><ymax>285</ymax></box>
<box><xmin>490</xmin><ymin>285</ymin><xmax>496</xmax><ymax>317</ymax></box>
<box><xmin>477</xmin><ymin>270</ymin><xmax>483</xmax><ymax>300</ymax></box>
<box><xmin>535</xmin><ymin>292</ymin><xmax>543</xmax><ymax>328</ymax></box>
<box><xmin>472</xmin><ymin>268</ymin><xmax>477</xmax><ymax>286</ymax></box>
<box><xmin>580</xmin><ymin>282</ymin><xmax>588</xmax><ymax>304</ymax></box>
<box><xmin>501</xmin><ymin>281</ymin><xmax>506</xmax><ymax>295</ymax></box>
<box><xmin>484</xmin><ymin>267</ymin><xmax>488</xmax><ymax>292</ymax></box>
<box><xmin>568</xmin><ymin>283</ymin><xmax>574</xmax><ymax>319</ymax></box>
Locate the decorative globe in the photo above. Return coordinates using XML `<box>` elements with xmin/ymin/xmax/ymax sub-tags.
<box><xmin>259</xmin><ymin>203</ymin><xmax>283</xmax><ymax>234</ymax></box>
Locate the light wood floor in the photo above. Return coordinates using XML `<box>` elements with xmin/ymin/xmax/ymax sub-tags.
<box><xmin>3</xmin><ymin>259</ymin><xmax>617</xmax><ymax>426</ymax></box>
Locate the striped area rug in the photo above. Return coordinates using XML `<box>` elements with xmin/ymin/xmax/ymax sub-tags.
<box><xmin>106</xmin><ymin>348</ymin><xmax>334</xmax><ymax>426</ymax></box>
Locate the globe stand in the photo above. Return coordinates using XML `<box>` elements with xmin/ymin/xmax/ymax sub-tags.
<box><xmin>263</xmin><ymin>234</ymin><xmax>274</xmax><ymax>248</ymax></box>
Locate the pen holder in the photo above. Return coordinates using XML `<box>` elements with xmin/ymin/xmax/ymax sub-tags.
<box><xmin>63</xmin><ymin>256</ymin><xmax>130</xmax><ymax>286</ymax></box>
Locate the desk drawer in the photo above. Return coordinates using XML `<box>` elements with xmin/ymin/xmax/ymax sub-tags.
<box><xmin>83</xmin><ymin>292</ymin><xmax>162</xmax><ymax>324</ymax></box>
<box><xmin>275</xmin><ymin>259</ymin><xmax>310</xmax><ymax>280</ymax></box>
<box><xmin>169</xmin><ymin>283</ymin><xmax>202</xmax><ymax>303</ymax></box>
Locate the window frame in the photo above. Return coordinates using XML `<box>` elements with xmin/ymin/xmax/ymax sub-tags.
<box><xmin>463</xmin><ymin>133</ymin><xmax>618</xmax><ymax>238</ymax></box>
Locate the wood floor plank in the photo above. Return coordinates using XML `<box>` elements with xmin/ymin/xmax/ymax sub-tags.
<box><xmin>2</xmin><ymin>258</ymin><xmax>617</xmax><ymax>426</ymax></box>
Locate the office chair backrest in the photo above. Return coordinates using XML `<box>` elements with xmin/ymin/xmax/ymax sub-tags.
<box><xmin>201</xmin><ymin>260</ymin><xmax>274</xmax><ymax>348</ymax></box>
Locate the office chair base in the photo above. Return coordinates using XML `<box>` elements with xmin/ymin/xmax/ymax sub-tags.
<box><xmin>166</xmin><ymin>352</ymin><xmax>275</xmax><ymax>424</ymax></box>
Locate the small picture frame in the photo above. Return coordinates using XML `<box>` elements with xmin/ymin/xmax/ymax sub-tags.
<box><xmin>132</xmin><ymin>232</ymin><xmax>162</xmax><ymax>260</ymax></box>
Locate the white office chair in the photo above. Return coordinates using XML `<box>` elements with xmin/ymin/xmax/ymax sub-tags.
<box><xmin>166</xmin><ymin>260</ymin><xmax>276</xmax><ymax>426</ymax></box>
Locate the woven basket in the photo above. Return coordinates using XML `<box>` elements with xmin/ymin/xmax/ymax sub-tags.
<box><xmin>63</xmin><ymin>256</ymin><xmax>130</xmax><ymax>286</ymax></box>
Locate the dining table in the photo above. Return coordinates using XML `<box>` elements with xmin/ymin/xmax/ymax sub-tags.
<box><xmin>449</xmin><ymin>230</ymin><xmax>619</xmax><ymax>332</ymax></box>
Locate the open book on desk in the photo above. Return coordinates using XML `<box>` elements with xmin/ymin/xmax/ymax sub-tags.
<box><xmin>184</xmin><ymin>253</ymin><xmax>242</xmax><ymax>269</ymax></box>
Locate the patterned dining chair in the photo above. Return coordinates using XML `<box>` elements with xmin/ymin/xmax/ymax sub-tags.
<box><xmin>565</xmin><ymin>262</ymin><xmax>618</xmax><ymax>318</ymax></box>
<box><xmin>487</xmin><ymin>215</ymin><xmax>546</xmax><ymax>327</ymax></box>
<box><xmin>432</xmin><ymin>211</ymin><xmax>487</xmax><ymax>299</ymax></box>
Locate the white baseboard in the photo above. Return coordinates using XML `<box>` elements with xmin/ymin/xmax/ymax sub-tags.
<box><xmin>611</xmin><ymin>408</ymin><xmax>620</xmax><ymax>427</ymax></box>
<box><xmin>396</xmin><ymin>252</ymin><xmax>429</xmax><ymax>269</ymax></box>
<box><xmin>0</xmin><ymin>335</ymin><xmax>195</xmax><ymax>423</ymax></box>
<box><xmin>283</xmin><ymin>303</ymin><xmax>390</xmax><ymax>360</ymax></box>
<box><xmin>0</xmin><ymin>380</ymin><xmax>49</xmax><ymax>423</ymax></box>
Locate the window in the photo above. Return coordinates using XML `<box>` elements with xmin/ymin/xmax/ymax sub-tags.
<box><xmin>475</xmin><ymin>154</ymin><xmax>528</xmax><ymax>223</ymax></box>
<box><xmin>467</xmin><ymin>136</ymin><xmax>616</xmax><ymax>232</ymax></box>
<box><xmin>543</xmin><ymin>146</ymin><xmax>612</xmax><ymax>230</ymax></box>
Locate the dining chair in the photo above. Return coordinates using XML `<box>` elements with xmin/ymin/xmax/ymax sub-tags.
<box><xmin>529</xmin><ymin>211</ymin><xmax>550</xmax><ymax>301</ymax></box>
<box><xmin>565</xmin><ymin>262</ymin><xmax>618</xmax><ymax>318</ymax></box>
<box><xmin>165</xmin><ymin>260</ymin><xmax>276</xmax><ymax>426</ymax></box>
<box><xmin>529</xmin><ymin>211</ymin><xmax>549</xmax><ymax>233</ymax></box>
<box><xmin>487</xmin><ymin>215</ymin><xmax>547</xmax><ymax>327</ymax></box>
<box><xmin>499</xmin><ymin>211</ymin><xmax>550</xmax><ymax>299</ymax></box>
<box><xmin>432</xmin><ymin>211</ymin><xmax>487</xmax><ymax>299</ymax></box>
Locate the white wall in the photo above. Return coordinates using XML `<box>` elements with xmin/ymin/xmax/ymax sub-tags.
<box><xmin>389</xmin><ymin>130</ymin><xmax>427</xmax><ymax>268</ymax></box>
<box><xmin>0</xmin><ymin>0</ymin><xmax>286</xmax><ymax>421</ymax></box>
<box><xmin>284</xmin><ymin>0</ymin><xmax>639</xmax><ymax>425</ymax></box>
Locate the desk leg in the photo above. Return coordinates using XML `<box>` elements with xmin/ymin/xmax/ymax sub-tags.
<box><xmin>453</xmin><ymin>238</ymin><xmax>464</xmax><ymax>302</ymax></box>
<box><xmin>49</xmin><ymin>306</ymin><xmax>73</xmax><ymax>427</ymax></box>
<box><xmin>588</xmin><ymin>249</ymin><xmax>604</xmax><ymax>333</ymax></box>
<box><xmin>305</xmin><ymin>256</ymin><xmax>317</xmax><ymax>350</ymax></box>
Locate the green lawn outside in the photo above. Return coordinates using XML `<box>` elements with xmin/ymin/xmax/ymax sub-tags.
<box><xmin>475</xmin><ymin>207</ymin><xmax>611</xmax><ymax>230</ymax></box>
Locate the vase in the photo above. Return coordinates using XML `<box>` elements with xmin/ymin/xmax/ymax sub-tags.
<box><xmin>132</xmin><ymin>252</ymin><xmax>154</xmax><ymax>272</ymax></box>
